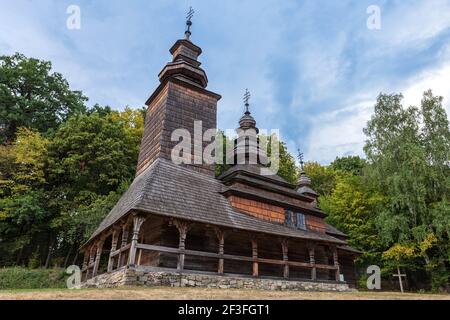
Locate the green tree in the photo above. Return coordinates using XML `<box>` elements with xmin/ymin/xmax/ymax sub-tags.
<box><xmin>303</xmin><ymin>161</ymin><xmax>336</xmax><ymax>196</ymax></box>
<box><xmin>363</xmin><ymin>91</ymin><xmax>450</xmax><ymax>290</ymax></box>
<box><xmin>320</xmin><ymin>173</ymin><xmax>384</xmax><ymax>265</ymax></box>
<box><xmin>45</xmin><ymin>109</ymin><xmax>145</xmax><ymax>264</ymax></box>
<box><xmin>0</xmin><ymin>128</ymin><xmax>51</xmax><ymax>266</ymax></box>
<box><xmin>46</xmin><ymin>111</ymin><xmax>140</xmax><ymax>197</ymax></box>
<box><xmin>330</xmin><ymin>156</ymin><xmax>366</xmax><ymax>176</ymax></box>
<box><xmin>0</xmin><ymin>53</ymin><xmax>87</xmax><ymax>143</ymax></box>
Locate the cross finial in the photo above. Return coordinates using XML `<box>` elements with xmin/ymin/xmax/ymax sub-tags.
<box><xmin>243</xmin><ymin>88</ymin><xmax>251</xmax><ymax>114</ymax></box>
<box><xmin>297</xmin><ymin>149</ymin><xmax>305</xmax><ymax>171</ymax></box>
<box><xmin>185</xmin><ymin>7</ymin><xmax>195</xmax><ymax>40</ymax></box>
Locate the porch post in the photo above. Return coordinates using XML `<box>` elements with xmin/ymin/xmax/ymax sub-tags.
<box><xmin>332</xmin><ymin>246</ymin><xmax>340</xmax><ymax>282</ymax></box>
<box><xmin>215</xmin><ymin>228</ymin><xmax>225</xmax><ymax>274</ymax></box>
<box><xmin>251</xmin><ymin>238</ymin><xmax>258</xmax><ymax>277</ymax></box>
<box><xmin>128</xmin><ymin>215</ymin><xmax>146</xmax><ymax>266</ymax></box>
<box><xmin>87</xmin><ymin>245</ymin><xmax>95</xmax><ymax>279</ymax></box>
<box><xmin>82</xmin><ymin>249</ymin><xmax>89</xmax><ymax>269</ymax></box>
<box><xmin>281</xmin><ymin>239</ymin><xmax>289</xmax><ymax>279</ymax></box>
<box><xmin>117</xmin><ymin>222</ymin><xmax>130</xmax><ymax>268</ymax></box>
<box><xmin>92</xmin><ymin>238</ymin><xmax>104</xmax><ymax>277</ymax></box>
<box><xmin>81</xmin><ymin>248</ymin><xmax>89</xmax><ymax>280</ymax></box>
<box><xmin>107</xmin><ymin>228</ymin><xmax>120</xmax><ymax>272</ymax></box>
<box><xmin>308</xmin><ymin>243</ymin><xmax>316</xmax><ymax>281</ymax></box>
<box><xmin>174</xmin><ymin>220</ymin><xmax>189</xmax><ymax>271</ymax></box>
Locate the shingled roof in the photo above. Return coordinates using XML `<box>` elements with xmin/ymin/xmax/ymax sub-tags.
<box><xmin>325</xmin><ymin>223</ymin><xmax>348</xmax><ymax>238</ymax></box>
<box><xmin>86</xmin><ymin>159</ymin><xmax>346</xmax><ymax>246</ymax></box>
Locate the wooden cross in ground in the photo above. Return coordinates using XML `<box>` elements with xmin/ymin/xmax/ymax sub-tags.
<box><xmin>393</xmin><ymin>266</ymin><xmax>407</xmax><ymax>293</ymax></box>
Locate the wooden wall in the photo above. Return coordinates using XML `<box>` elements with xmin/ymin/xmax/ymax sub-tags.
<box><xmin>228</xmin><ymin>196</ymin><xmax>285</xmax><ymax>223</ymax></box>
<box><xmin>131</xmin><ymin>217</ymin><xmax>355</xmax><ymax>284</ymax></box>
<box><xmin>305</xmin><ymin>215</ymin><xmax>326</xmax><ymax>233</ymax></box>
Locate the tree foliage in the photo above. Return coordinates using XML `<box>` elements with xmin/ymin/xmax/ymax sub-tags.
<box><xmin>330</xmin><ymin>156</ymin><xmax>366</xmax><ymax>176</ymax></box>
<box><xmin>304</xmin><ymin>161</ymin><xmax>336</xmax><ymax>196</ymax></box>
<box><xmin>320</xmin><ymin>173</ymin><xmax>385</xmax><ymax>265</ymax></box>
<box><xmin>0</xmin><ymin>53</ymin><xmax>145</xmax><ymax>267</ymax></box>
<box><xmin>0</xmin><ymin>53</ymin><xmax>87</xmax><ymax>143</ymax></box>
<box><xmin>363</xmin><ymin>91</ymin><xmax>450</xmax><ymax>290</ymax></box>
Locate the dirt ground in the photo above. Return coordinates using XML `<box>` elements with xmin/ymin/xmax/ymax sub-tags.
<box><xmin>0</xmin><ymin>287</ymin><xmax>449</xmax><ymax>300</ymax></box>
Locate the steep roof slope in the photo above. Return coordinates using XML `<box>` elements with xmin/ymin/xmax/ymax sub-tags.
<box><xmin>87</xmin><ymin>159</ymin><xmax>345</xmax><ymax>246</ymax></box>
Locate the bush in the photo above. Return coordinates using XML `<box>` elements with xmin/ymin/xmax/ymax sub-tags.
<box><xmin>0</xmin><ymin>267</ymin><xmax>67</xmax><ymax>290</ymax></box>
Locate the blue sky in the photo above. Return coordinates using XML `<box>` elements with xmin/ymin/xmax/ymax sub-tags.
<box><xmin>1</xmin><ymin>0</ymin><xmax>450</xmax><ymax>164</ymax></box>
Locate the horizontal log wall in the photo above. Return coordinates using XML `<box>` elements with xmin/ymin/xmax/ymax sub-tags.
<box><xmin>228</xmin><ymin>196</ymin><xmax>285</xmax><ymax>223</ymax></box>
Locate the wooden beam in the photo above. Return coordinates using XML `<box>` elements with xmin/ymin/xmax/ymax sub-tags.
<box><xmin>128</xmin><ymin>215</ymin><xmax>146</xmax><ymax>266</ymax></box>
<box><xmin>251</xmin><ymin>238</ymin><xmax>258</xmax><ymax>277</ymax></box>
<box><xmin>81</xmin><ymin>248</ymin><xmax>89</xmax><ymax>281</ymax></box>
<box><xmin>107</xmin><ymin>228</ymin><xmax>120</xmax><ymax>272</ymax></box>
<box><xmin>134</xmin><ymin>243</ymin><xmax>338</xmax><ymax>271</ymax></box>
<box><xmin>117</xmin><ymin>222</ymin><xmax>130</xmax><ymax>269</ymax></box>
<box><xmin>110</xmin><ymin>243</ymin><xmax>131</xmax><ymax>257</ymax></box>
<box><xmin>308</xmin><ymin>243</ymin><xmax>316</xmax><ymax>281</ymax></box>
<box><xmin>92</xmin><ymin>239</ymin><xmax>105</xmax><ymax>277</ymax></box>
<box><xmin>214</xmin><ymin>227</ymin><xmax>225</xmax><ymax>274</ymax></box>
<box><xmin>332</xmin><ymin>246</ymin><xmax>340</xmax><ymax>282</ymax></box>
<box><xmin>85</xmin><ymin>245</ymin><xmax>95</xmax><ymax>279</ymax></box>
<box><xmin>281</xmin><ymin>239</ymin><xmax>289</xmax><ymax>279</ymax></box>
<box><xmin>174</xmin><ymin>220</ymin><xmax>190</xmax><ymax>271</ymax></box>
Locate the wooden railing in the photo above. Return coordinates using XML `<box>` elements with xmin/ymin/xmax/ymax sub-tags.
<box><xmin>82</xmin><ymin>215</ymin><xmax>341</xmax><ymax>282</ymax></box>
<box><xmin>110</xmin><ymin>243</ymin><xmax>131</xmax><ymax>258</ymax></box>
<box><xmin>135</xmin><ymin>243</ymin><xmax>337</xmax><ymax>273</ymax></box>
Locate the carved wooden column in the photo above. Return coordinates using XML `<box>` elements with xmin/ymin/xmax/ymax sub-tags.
<box><xmin>128</xmin><ymin>215</ymin><xmax>146</xmax><ymax>266</ymax></box>
<box><xmin>92</xmin><ymin>238</ymin><xmax>105</xmax><ymax>277</ymax></box>
<box><xmin>87</xmin><ymin>245</ymin><xmax>95</xmax><ymax>279</ymax></box>
<box><xmin>308</xmin><ymin>243</ymin><xmax>316</xmax><ymax>281</ymax></box>
<box><xmin>174</xmin><ymin>220</ymin><xmax>189</xmax><ymax>271</ymax></box>
<box><xmin>281</xmin><ymin>239</ymin><xmax>289</xmax><ymax>279</ymax></box>
<box><xmin>81</xmin><ymin>248</ymin><xmax>89</xmax><ymax>280</ymax></box>
<box><xmin>215</xmin><ymin>228</ymin><xmax>225</xmax><ymax>274</ymax></box>
<box><xmin>107</xmin><ymin>228</ymin><xmax>120</xmax><ymax>272</ymax></box>
<box><xmin>332</xmin><ymin>246</ymin><xmax>340</xmax><ymax>282</ymax></box>
<box><xmin>251</xmin><ymin>238</ymin><xmax>258</xmax><ymax>277</ymax></box>
<box><xmin>117</xmin><ymin>222</ymin><xmax>130</xmax><ymax>268</ymax></box>
<box><xmin>82</xmin><ymin>249</ymin><xmax>89</xmax><ymax>269</ymax></box>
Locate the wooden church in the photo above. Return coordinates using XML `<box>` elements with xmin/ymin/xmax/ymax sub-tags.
<box><xmin>80</xmin><ymin>13</ymin><xmax>360</xmax><ymax>290</ymax></box>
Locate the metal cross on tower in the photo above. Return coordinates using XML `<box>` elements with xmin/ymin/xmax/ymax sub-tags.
<box><xmin>185</xmin><ymin>7</ymin><xmax>195</xmax><ymax>39</ymax></box>
<box><xmin>243</xmin><ymin>89</ymin><xmax>251</xmax><ymax>114</ymax></box>
<box><xmin>393</xmin><ymin>266</ymin><xmax>407</xmax><ymax>293</ymax></box>
<box><xmin>297</xmin><ymin>149</ymin><xmax>305</xmax><ymax>171</ymax></box>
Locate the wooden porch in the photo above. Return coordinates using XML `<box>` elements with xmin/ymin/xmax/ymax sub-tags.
<box><xmin>81</xmin><ymin>213</ymin><xmax>345</xmax><ymax>283</ymax></box>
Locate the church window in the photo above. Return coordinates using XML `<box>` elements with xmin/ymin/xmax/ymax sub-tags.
<box><xmin>285</xmin><ymin>210</ymin><xmax>293</xmax><ymax>226</ymax></box>
<box><xmin>296</xmin><ymin>212</ymin><xmax>306</xmax><ymax>230</ymax></box>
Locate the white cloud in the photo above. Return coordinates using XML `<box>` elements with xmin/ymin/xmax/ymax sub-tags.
<box><xmin>305</xmin><ymin>57</ymin><xmax>450</xmax><ymax>164</ymax></box>
<box><xmin>306</xmin><ymin>99</ymin><xmax>374</xmax><ymax>164</ymax></box>
<box><xmin>403</xmin><ymin>62</ymin><xmax>450</xmax><ymax>114</ymax></box>
<box><xmin>372</xmin><ymin>1</ymin><xmax>450</xmax><ymax>52</ymax></box>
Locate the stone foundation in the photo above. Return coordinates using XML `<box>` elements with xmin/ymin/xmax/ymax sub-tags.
<box><xmin>82</xmin><ymin>267</ymin><xmax>353</xmax><ymax>292</ymax></box>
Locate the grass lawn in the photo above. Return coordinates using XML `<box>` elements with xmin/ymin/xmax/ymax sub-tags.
<box><xmin>0</xmin><ymin>287</ymin><xmax>449</xmax><ymax>300</ymax></box>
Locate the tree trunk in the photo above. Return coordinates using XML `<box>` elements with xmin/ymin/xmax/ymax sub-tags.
<box><xmin>72</xmin><ymin>244</ymin><xmax>80</xmax><ymax>265</ymax></box>
<box><xmin>64</xmin><ymin>243</ymin><xmax>75</xmax><ymax>268</ymax></box>
<box><xmin>44</xmin><ymin>238</ymin><xmax>55</xmax><ymax>269</ymax></box>
<box><xmin>16</xmin><ymin>247</ymin><xmax>24</xmax><ymax>266</ymax></box>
